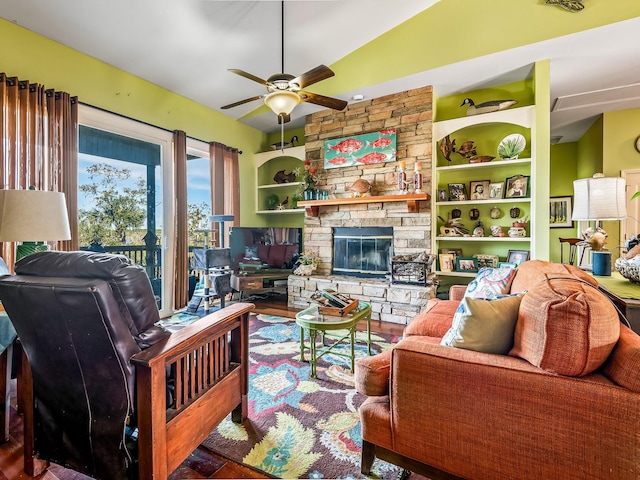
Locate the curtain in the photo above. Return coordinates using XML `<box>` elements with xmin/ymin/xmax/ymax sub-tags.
<box><xmin>173</xmin><ymin>130</ymin><xmax>188</xmax><ymax>309</ymax></box>
<box><xmin>209</xmin><ymin>141</ymin><xmax>240</xmax><ymax>247</ymax></box>
<box><xmin>0</xmin><ymin>73</ymin><xmax>78</xmax><ymax>266</ymax></box>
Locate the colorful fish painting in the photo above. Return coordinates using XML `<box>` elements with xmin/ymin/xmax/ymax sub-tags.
<box><xmin>324</xmin><ymin>129</ymin><xmax>396</xmax><ymax>169</ymax></box>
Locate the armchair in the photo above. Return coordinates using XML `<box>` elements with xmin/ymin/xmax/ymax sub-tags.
<box><xmin>0</xmin><ymin>251</ymin><xmax>253</xmax><ymax>480</ymax></box>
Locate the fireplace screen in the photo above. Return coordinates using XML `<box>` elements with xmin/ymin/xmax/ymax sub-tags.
<box><xmin>333</xmin><ymin>227</ymin><xmax>393</xmax><ymax>278</ymax></box>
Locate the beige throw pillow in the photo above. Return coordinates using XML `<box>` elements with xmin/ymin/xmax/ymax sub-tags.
<box><xmin>441</xmin><ymin>294</ymin><xmax>523</xmax><ymax>354</ymax></box>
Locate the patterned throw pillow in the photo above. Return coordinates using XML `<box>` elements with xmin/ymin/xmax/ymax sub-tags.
<box><xmin>440</xmin><ymin>294</ymin><xmax>523</xmax><ymax>354</ymax></box>
<box><xmin>464</xmin><ymin>266</ymin><xmax>517</xmax><ymax>299</ymax></box>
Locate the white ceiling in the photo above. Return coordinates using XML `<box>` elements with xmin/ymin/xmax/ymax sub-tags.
<box><xmin>2</xmin><ymin>0</ymin><xmax>640</xmax><ymax>143</ymax></box>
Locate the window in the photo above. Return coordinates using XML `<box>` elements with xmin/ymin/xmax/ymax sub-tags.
<box><xmin>186</xmin><ymin>139</ymin><xmax>212</xmax><ymax>248</ymax></box>
<box><xmin>78</xmin><ymin>105</ymin><xmax>174</xmax><ymax>316</ymax></box>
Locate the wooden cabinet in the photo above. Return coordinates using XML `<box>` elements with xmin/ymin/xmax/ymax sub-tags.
<box><xmin>255</xmin><ymin>145</ymin><xmax>305</xmax><ymax>214</ymax></box>
<box><xmin>432</xmin><ymin>106</ymin><xmax>537</xmax><ymax>277</ymax></box>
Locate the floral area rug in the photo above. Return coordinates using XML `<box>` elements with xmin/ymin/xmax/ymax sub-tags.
<box><xmin>201</xmin><ymin>313</ymin><xmax>402</xmax><ymax>479</ymax></box>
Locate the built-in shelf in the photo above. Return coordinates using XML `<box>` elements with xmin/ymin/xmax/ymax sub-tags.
<box><xmin>256</xmin><ymin>208</ymin><xmax>305</xmax><ymax>215</ymax></box>
<box><xmin>435</xmin><ymin>236</ymin><xmax>531</xmax><ymax>242</ymax></box>
<box><xmin>298</xmin><ymin>193</ymin><xmax>430</xmax><ymax>217</ymax></box>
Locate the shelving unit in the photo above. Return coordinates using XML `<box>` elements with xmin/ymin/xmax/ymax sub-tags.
<box><xmin>255</xmin><ymin>145</ymin><xmax>305</xmax><ymax>214</ymax></box>
<box><xmin>432</xmin><ymin>105</ymin><xmax>537</xmax><ymax>276</ymax></box>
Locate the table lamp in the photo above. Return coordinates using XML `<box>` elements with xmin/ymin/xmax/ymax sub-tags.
<box><xmin>0</xmin><ymin>189</ymin><xmax>72</xmax><ymax>261</ymax></box>
<box><xmin>572</xmin><ymin>174</ymin><xmax>627</xmax><ymax>276</ymax></box>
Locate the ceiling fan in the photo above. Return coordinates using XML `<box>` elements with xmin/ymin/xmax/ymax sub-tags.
<box><xmin>220</xmin><ymin>1</ymin><xmax>348</xmax><ymax>124</ymax></box>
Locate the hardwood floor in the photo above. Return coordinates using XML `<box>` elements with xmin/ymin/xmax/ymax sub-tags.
<box><xmin>0</xmin><ymin>294</ymin><xmax>410</xmax><ymax>480</ymax></box>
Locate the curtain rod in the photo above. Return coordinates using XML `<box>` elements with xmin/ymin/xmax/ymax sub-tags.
<box><xmin>79</xmin><ymin>101</ymin><xmax>242</xmax><ymax>153</ymax></box>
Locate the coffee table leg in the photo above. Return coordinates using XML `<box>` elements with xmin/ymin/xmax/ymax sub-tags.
<box><xmin>299</xmin><ymin>326</ymin><xmax>306</xmax><ymax>362</ymax></box>
<box><xmin>309</xmin><ymin>329</ymin><xmax>318</xmax><ymax>378</ymax></box>
<box><xmin>350</xmin><ymin>326</ymin><xmax>355</xmax><ymax>372</ymax></box>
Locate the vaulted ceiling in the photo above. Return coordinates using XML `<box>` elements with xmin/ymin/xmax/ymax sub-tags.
<box><xmin>2</xmin><ymin>1</ymin><xmax>640</xmax><ymax>143</ymax></box>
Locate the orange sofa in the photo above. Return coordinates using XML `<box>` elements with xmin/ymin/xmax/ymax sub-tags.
<box><xmin>355</xmin><ymin>260</ymin><xmax>640</xmax><ymax>479</ymax></box>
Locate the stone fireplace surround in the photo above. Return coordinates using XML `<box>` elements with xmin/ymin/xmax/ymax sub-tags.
<box><xmin>287</xmin><ymin>85</ymin><xmax>436</xmax><ymax>325</ymax></box>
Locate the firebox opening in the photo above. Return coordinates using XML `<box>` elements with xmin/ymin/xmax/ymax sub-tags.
<box><xmin>332</xmin><ymin>227</ymin><xmax>393</xmax><ymax>278</ymax></box>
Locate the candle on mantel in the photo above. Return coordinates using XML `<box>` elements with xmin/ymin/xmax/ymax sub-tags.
<box><xmin>414</xmin><ymin>162</ymin><xmax>422</xmax><ymax>171</ymax></box>
<box><xmin>398</xmin><ymin>161</ymin><xmax>406</xmax><ymax>170</ymax></box>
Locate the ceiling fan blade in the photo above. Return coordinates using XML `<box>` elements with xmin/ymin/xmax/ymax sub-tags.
<box><xmin>277</xmin><ymin>113</ymin><xmax>291</xmax><ymax>124</ymax></box>
<box><xmin>299</xmin><ymin>91</ymin><xmax>347</xmax><ymax>111</ymax></box>
<box><xmin>291</xmin><ymin>65</ymin><xmax>335</xmax><ymax>89</ymax></box>
<box><xmin>221</xmin><ymin>95</ymin><xmax>264</xmax><ymax>110</ymax></box>
<box><xmin>228</xmin><ymin>69</ymin><xmax>270</xmax><ymax>86</ymax></box>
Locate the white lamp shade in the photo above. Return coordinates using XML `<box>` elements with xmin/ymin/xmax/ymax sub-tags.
<box><xmin>264</xmin><ymin>90</ymin><xmax>300</xmax><ymax>116</ymax></box>
<box><xmin>0</xmin><ymin>189</ymin><xmax>71</xmax><ymax>242</ymax></box>
<box><xmin>572</xmin><ymin>176</ymin><xmax>627</xmax><ymax>221</ymax></box>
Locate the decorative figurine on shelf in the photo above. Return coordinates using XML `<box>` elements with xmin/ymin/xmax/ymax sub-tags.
<box><xmin>273</xmin><ymin>169</ymin><xmax>297</xmax><ymax>184</ymax></box>
<box><xmin>397</xmin><ymin>161</ymin><xmax>409</xmax><ymax>194</ymax></box>
<box><xmin>347</xmin><ymin>178</ymin><xmax>372</xmax><ymax>197</ymax></box>
<box><xmin>469</xmin><ymin>207</ymin><xmax>480</xmax><ymax>220</ymax></box>
<box><xmin>438</xmin><ymin>215</ymin><xmax>470</xmax><ymax>237</ymax></box>
<box><xmin>490</xmin><ymin>206</ymin><xmax>502</xmax><ymax>219</ymax></box>
<box><xmin>439</xmin><ymin>135</ymin><xmax>456</xmax><ymax>162</ymax></box>
<box><xmin>460</xmin><ymin>97</ymin><xmax>518</xmax><ymax>116</ymax></box>
<box><xmin>510</xmin><ymin>206</ymin><xmax>521</xmax><ymax>218</ymax></box>
<box><xmin>413</xmin><ymin>162</ymin><xmax>423</xmax><ymax>194</ymax></box>
<box><xmin>276</xmin><ymin>196</ymin><xmax>289</xmax><ymax>210</ymax></box>
<box><xmin>456</xmin><ymin>141</ymin><xmax>477</xmax><ymax>159</ymax></box>
<box><xmin>473</xmin><ymin>221</ymin><xmax>485</xmax><ymax>237</ymax></box>
<box><xmin>451</xmin><ymin>207</ymin><xmax>462</xmax><ymax>219</ymax></box>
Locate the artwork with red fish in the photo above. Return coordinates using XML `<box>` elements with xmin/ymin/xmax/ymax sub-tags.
<box><xmin>356</xmin><ymin>152</ymin><xmax>388</xmax><ymax>164</ymax></box>
<box><xmin>367</xmin><ymin>137</ymin><xmax>392</xmax><ymax>149</ymax></box>
<box><xmin>327</xmin><ymin>156</ymin><xmax>348</xmax><ymax>166</ymax></box>
<box><xmin>324</xmin><ymin>129</ymin><xmax>396</xmax><ymax>169</ymax></box>
<box><xmin>328</xmin><ymin>138</ymin><xmax>363</xmax><ymax>154</ymax></box>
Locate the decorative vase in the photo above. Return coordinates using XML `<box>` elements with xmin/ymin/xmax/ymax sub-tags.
<box><xmin>303</xmin><ymin>188</ymin><xmax>316</xmax><ymax>201</ymax></box>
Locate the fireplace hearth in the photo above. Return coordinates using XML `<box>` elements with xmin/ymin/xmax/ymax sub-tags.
<box><xmin>332</xmin><ymin>227</ymin><xmax>393</xmax><ymax>278</ymax></box>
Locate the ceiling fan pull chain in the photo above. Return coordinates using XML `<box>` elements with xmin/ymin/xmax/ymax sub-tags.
<box><xmin>280</xmin><ymin>116</ymin><xmax>285</xmax><ymax>153</ymax></box>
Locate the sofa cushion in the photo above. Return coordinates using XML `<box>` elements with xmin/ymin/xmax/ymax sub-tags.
<box><xmin>405</xmin><ymin>299</ymin><xmax>456</xmax><ymax>338</ymax></box>
<box><xmin>509</xmin><ymin>277</ymin><xmax>620</xmax><ymax>376</ymax></box>
<box><xmin>603</xmin><ymin>325</ymin><xmax>640</xmax><ymax>392</ymax></box>
<box><xmin>465</xmin><ymin>266</ymin><xmax>517</xmax><ymax>299</ymax></box>
<box><xmin>440</xmin><ymin>294</ymin><xmax>523</xmax><ymax>354</ymax></box>
<box><xmin>509</xmin><ymin>259</ymin><xmax>597</xmax><ymax>294</ymax></box>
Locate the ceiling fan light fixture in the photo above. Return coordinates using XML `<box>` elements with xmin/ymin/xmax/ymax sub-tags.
<box><xmin>264</xmin><ymin>90</ymin><xmax>300</xmax><ymax>116</ymax></box>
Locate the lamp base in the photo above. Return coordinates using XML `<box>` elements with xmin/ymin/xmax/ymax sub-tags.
<box><xmin>17</xmin><ymin>242</ymin><xmax>50</xmax><ymax>261</ymax></box>
<box><xmin>592</xmin><ymin>251</ymin><xmax>612</xmax><ymax>276</ymax></box>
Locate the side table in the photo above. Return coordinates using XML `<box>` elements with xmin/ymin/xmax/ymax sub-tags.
<box><xmin>0</xmin><ymin>308</ymin><xmax>17</xmax><ymax>443</ymax></box>
<box><xmin>295</xmin><ymin>301</ymin><xmax>371</xmax><ymax>378</ymax></box>
<box><xmin>595</xmin><ymin>272</ymin><xmax>640</xmax><ymax>334</ymax></box>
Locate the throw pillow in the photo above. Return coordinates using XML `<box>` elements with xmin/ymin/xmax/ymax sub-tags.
<box><xmin>603</xmin><ymin>325</ymin><xmax>640</xmax><ymax>393</ymax></box>
<box><xmin>464</xmin><ymin>266</ymin><xmax>517</xmax><ymax>299</ymax></box>
<box><xmin>509</xmin><ymin>278</ymin><xmax>620</xmax><ymax>376</ymax></box>
<box><xmin>440</xmin><ymin>294</ymin><xmax>523</xmax><ymax>354</ymax></box>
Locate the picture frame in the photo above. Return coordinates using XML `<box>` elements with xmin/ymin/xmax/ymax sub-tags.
<box><xmin>437</xmin><ymin>188</ymin><xmax>449</xmax><ymax>202</ymax></box>
<box><xmin>448</xmin><ymin>183</ymin><xmax>468</xmax><ymax>201</ymax></box>
<box><xmin>441</xmin><ymin>248</ymin><xmax>462</xmax><ymax>259</ymax></box>
<box><xmin>473</xmin><ymin>253</ymin><xmax>499</xmax><ymax>269</ymax></box>
<box><xmin>456</xmin><ymin>257</ymin><xmax>478</xmax><ymax>273</ymax></box>
<box><xmin>549</xmin><ymin>195</ymin><xmax>574</xmax><ymax>228</ymax></box>
<box><xmin>489</xmin><ymin>182</ymin><xmax>504</xmax><ymax>200</ymax></box>
<box><xmin>505</xmin><ymin>174</ymin><xmax>530</xmax><ymax>198</ymax></box>
<box><xmin>324</xmin><ymin>129</ymin><xmax>397</xmax><ymax>169</ymax></box>
<box><xmin>498</xmin><ymin>262</ymin><xmax>518</xmax><ymax>269</ymax></box>
<box><xmin>469</xmin><ymin>180</ymin><xmax>491</xmax><ymax>200</ymax></box>
<box><xmin>439</xmin><ymin>253</ymin><xmax>455</xmax><ymax>272</ymax></box>
<box><xmin>507</xmin><ymin>250</ymin><xmax>530</xmax><ymax>265</ymax></box>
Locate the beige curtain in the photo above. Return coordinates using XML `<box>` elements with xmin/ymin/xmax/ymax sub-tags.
<box><xmin>173</xmin><ymin>130</ymin><xmax>188</xmax><ymax>309</ymax></box>
<box><xmin>209</xmin><ymin>141</ymin><xmax>240</xmax><ymax>246</ymax></box>
<box><xmin>0</xmin><ymin>74</ymin><xmax>78</xmax><ymax>266</ymax></box>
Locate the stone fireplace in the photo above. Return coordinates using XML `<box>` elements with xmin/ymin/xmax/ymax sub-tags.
<box><xmin>332</xmin><ymin>227</ymin><xmax>393</xmax><ymax>278</ymax></box>
<box><xmin>287</xmin><ymin>85</ymin><xmax>437</xmax><ymax>325</ymax></box>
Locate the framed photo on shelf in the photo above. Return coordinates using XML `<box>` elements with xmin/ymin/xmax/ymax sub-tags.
<box><xmin>507</xmin><ymin>250</ymin><xmax>530</xmax><ymax>265</ymax></box>
<box><xmin>469</xmin><ymin>180</ymin><xmax>491</xmax><ymax>200</ymax></box>
<box><xmin>505</xmin><ymin>174</ymin><xmax>530</xmax><ymax>198</ymax></box>
<box><xmin>499</xmin><ymin>262</ymin><xmax>518</xmax><ymax>269</ymax></box>
<box><xmin>439</xmin><ymin>253</ymin><xmax>455</xmax><ymax>272</ymax></box>
<box><xmin>456</xmin><ymin>257</ymin><xmax>478</xmax><ymax>273</ymax></box>
<box><xmin>437</xmin><ymin>188</ymin><xmax>448</xmax><ymax>202</ymax></box>
<box><xmin>549</xmin><ymin>196</ymin><xmax>573</xmax><ymax>228</ymax></box>
<box><xmin>441</xmin><ymin>248</ymin><xmax>462</xmax><ymax>259</ymax></box>
<box><xmin>448</xmin><ymin>183</ymin><xmax>468</xmax><ymax>201</ymax></box>
<box><xmin>473</xmin><ymin>254</ymin><xmax>499</xmax><ymax>269</ymax></box>
<box><xmin>489</xmin><ymin>182</ymin><xmax>504</xmax><ymax>199</ymax></box>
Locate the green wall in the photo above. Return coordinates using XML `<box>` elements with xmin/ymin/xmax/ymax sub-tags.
<box><xmin>549</xmin><ymin>143</ymin><xmax>578</xmax><ymax>262</ymax></box>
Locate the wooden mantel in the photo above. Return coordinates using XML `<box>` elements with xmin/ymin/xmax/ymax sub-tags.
<box><xmin>297</xmin><ymin>192</ymin><xmax>430</xmax><ymax>217</ymax></box>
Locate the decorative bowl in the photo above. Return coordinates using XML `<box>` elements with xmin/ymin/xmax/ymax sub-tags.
<box><xmin>497</xmin><ymin>133</ymin><xmax>526</xmax><ymax>160</ymax></box>
<box><xmin>615</xmin><ymin>257</ymin><xmax>640</xmax><ymax>283</ymax></box>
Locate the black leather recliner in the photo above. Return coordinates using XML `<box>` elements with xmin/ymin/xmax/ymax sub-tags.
<box><xmin>0</xmin><ymin>251</ymin><xmax>253</xmax><ymax>480</ymax></box>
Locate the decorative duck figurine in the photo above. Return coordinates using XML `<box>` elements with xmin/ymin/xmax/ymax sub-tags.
<box><xmin>439</xmin><ymin>135</ymin><xmax>456</xmax><ymax>162</ymax></box>
<box><xmin>461</xmin><ymin>98</ymin><xmax>518</xmax><ymax>116</ymax></box>
<box><xmin>276</xmin><ymin>196</ymin><xmax>289</xmax><ymax>210</ymax></box>
<box><xmin>270</xmin><ymin>135</ymin><xmax>299</xmax><ymax>150</ymax></box>
<box><xmin>456</xmin><ymin>140</ymin><xmax>477</xmax><ymax>159</ymax></box>
<box><xmin>545</xmin><ymin>0</ymin><xmax>584</xmax><ymax>12</ymax></box>
<box><xmin>347</xmin><ymin>179</ymin><xmax>372</xmax><ymax>197</ymax></box>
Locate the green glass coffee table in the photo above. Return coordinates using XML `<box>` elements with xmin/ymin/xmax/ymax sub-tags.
<box><xmin>295</xmin><ymin>301</ymin><xmax>372</xmax><ymax>378</ymax></box>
